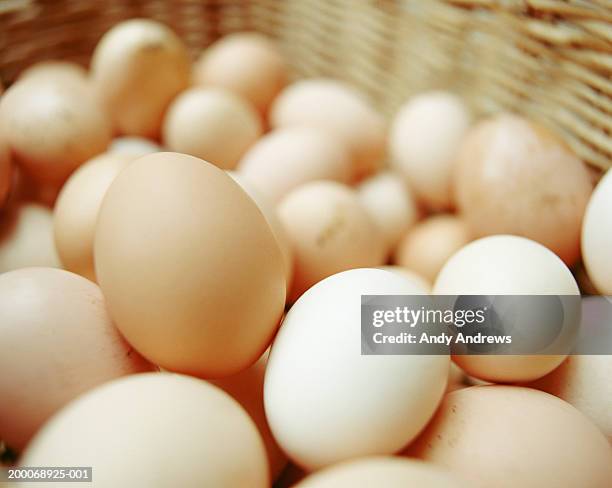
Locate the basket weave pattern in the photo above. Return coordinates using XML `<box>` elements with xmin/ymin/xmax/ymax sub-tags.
<box><xmin>0</xmin><ymin>0</ymin><xmax>610</xmax><ymax>169</ymax></box>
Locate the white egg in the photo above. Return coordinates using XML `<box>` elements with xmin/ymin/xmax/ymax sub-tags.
<box><xmin>265</xmin><ymin>268</ymin><xmax>449</xmax><ymax>470</ymax></box>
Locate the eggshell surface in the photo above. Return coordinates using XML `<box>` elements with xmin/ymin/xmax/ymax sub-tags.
<box><xmin>455</xmin><ymin>114</ymin><xmax>592</xmax><ymax>265</ymax></box>
<box><xmin>0</xmin><ymin>203</ymin><xmax>61</xmax><ymax>272</ymax></box>
<box><xmin>94</xmin><ymin>152</ymin><xmax>286</xmax><ymax>378</ymax></box>
<box><xmin>193</xmin><ymin>32</ymin><xmax>286</xmax><ymax>113</ymax></box>
<box><xmin>434</xmin><ymin>235</ymin><xmax>580</xmax><ymax>383</ymax></box>
<box><xmin>296</xmin><ymin>456</ymin><xmax>465</xmax><ymax>488</ymax></box>
<box><xmin>236</xmin><ymin>127</ymin><xmax>351</xmax><ymax>204</ymax></box>
<box><xmin>390</xmin><ymin>91</ymin><xmax>470</xmax><ymax>210</ymax></box>
<box><xmin>277</xmin><ymin>181</ymin><xmax>385</xmax><ymax>302</ymax></box>
<box><xmin>582</xmin><ymin>169</ymin><xmax>612</xmax><ymax>294</ymax></box>
<box><xmin>270</xmin><ymin>79</ymin><xmax>385</xmax><ymax>180</ymax></box>
<box><xmin>0</xmin><ymin>267</ymin><xmax>150</xmax><ymax>451</ymax></box>
<box><xmin>357</xmin><ymin>170</ymin><xmax>419</xmax><ymax>253</ymax></box>
<box><xmin>394</xmin><ymin>215</ymin><xmax>471</xmax><ymax>284</ymax></box>
<box><xmin>265</xmin><ymin>268</ymin><xmax>449</xmax><ymax>470</ymax></box>
<box><xmin>20</xmin><ymin>373</ymin><xmax>269</xmax><ymax>488</ymax></box>
<box><xmin>0</xmin><ymin>134</ymin><xmax>13</xmax><ymax>208</ymax></box>
<box><xmin>408</xmin><ymin>386</ymin><xmax>612</xmax><ymax>488</ymax></box>
<box><xmin>163</xmin><ymin>87</ymin><xmax>262</xmax><ymax>170</ymax></box>
<box><xmin>53</xmin><ymin>152</ymin><xmax>134</xmax><ymax>282</ymax></box>
<box><xmin>91</xmin><ymin>19</ymin><xmax>190</xmax><ymax>137</ymax></box>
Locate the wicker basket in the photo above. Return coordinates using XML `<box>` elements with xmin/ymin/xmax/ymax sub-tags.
<box><xmin>0</xmin><ymin>0</ymin><xmax>610</xmax><ymax>170</ymax></box>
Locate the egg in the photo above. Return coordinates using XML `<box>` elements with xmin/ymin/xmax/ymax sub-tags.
<box><xmin>211</xmin><ymin>351</ymin><xmax>287</xmax><ymax>480</ymax></box>
<box><xmin>236</xmin><ymin>127</ymin><xmax>352</xmax><ymax>205</ymax></box>
<box><xmin>277</xmin><ymin>181</ymin><xmax>385</xmax><ymax>302</ymax></box>
<box><xmin>163</xmin><ymin>87</ymin><xmax>262</xmax><ymax>170</ymax></box>
<box><xmin>0</xmin><ymin>203</ymin><xmax>61</xmax><ymax>272</ymax></box>
<box><xmin>108</xmin><ymin>136</ymin><xmax>162</xmax><ymax>157</ymax></box>
<box><xmin>264</xmin><ymin>268</ymin><xmax>449</xmax><ymax>470</ymax></box>
<box><xmin>357</xmin><ymin>170</ymin><xmax>419</xmax><ymax>254</ymax></box>
<box><xmin>193</xmin><ymin>32</ymin><xmax>287</xmax><ymax>114</ymax></box>
<box><xmin>0</xmin><ymin>133</ymin><xmax>13</xmax><ymax>209</ymax></box>
<box><xmin>227</xmin><ymin>171</ymin><xmax>293</xmax><ymax>288</ymax></box>
<box><xmin>91</xmin><ymin>19</ymin><xmax>190</xmax><ymax>137</ymax></box>
<box><xmin>390</xmin><ymin>91</ymin><xmax>471</xmax><ymax>210</ymax></box>
<box><xmin>455</xmin><ymin>114</ymin><xmax>592</xmax><ymax>265</ymax></box>
<box><xmin>394</xmin><ymin>215</ymin><xmax>471</xmax><ymax>284</ymax></box>
<box><xmin>377</xmin><ymin>265</ymin><xmax>431</xmax><ymax>292</ymax></box>
<box><xmin>270</xmin><ymin>79</ymin><xmax>385</xmax><ymax>180</ymax></box>
<box><xmin>295</xmin><ymin>456</ymin><xmax>466</xmax><ymax>488</ymax></box>
<box><xmin>0</xmin><ymin>78</ymin><xmax>112</xmax><ymax>184</ymax></box>
<box><xmin>528</xmin><ymin>355</ymin><xmax>612</xmax><ymax>441</ymax></box>
<box><xmin>20</xmin><ymin>373</ymin><xmax>269</xmax><ymax>487</ymax></box>
<box><xmin>19</xmin><ymin>61</ymin><xmax>88</xmax><ymax>87</ymax></box>
<box><xmin>407</xmin><ymin>386</ymin><xmax>612</xmax><ymax>488</ymax></box>
<box><xmin>94</xmin><ymin>152</ymin><xmax>286</xmax><ymax>378</ymax></box>
<box><xmin>433</xmin><ymin>235</ymin><xmax>580</xmax><ymax>383</ymax></box>
<box><xmin>582</xmin><ymin>169</ymin><xmax>612</xmax><ymax>294</ymax></box>
<box><xmin>0</xmin><ymin>267</ymin><xmax>150</xmax><ymax>451</ymax></box>
<box><xmin>53</xmin><ymin>152</ymin><xmax>135</xmax><ymax>282</ymax></box>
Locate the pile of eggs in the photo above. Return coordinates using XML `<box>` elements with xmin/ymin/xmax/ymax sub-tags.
<box><xmin>0</xmin><ymin>18</ymin><xmax>611</xmax><ymax>488</ymax></box>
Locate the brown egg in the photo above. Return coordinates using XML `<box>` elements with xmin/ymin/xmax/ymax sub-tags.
<box><xmin>394</xmin><ymin>215</ymin><xmax>471</xmax><ymax>284</ymax></box>
<box><xmin>193</xmin><ymin>32</ymin><xmax>286</xmax><ymax>114</ymax></box>
<box><xmin>21</xmin><ymin>373</ymin><xmax>269</xmax><ymax>487</ymax></box>
<box><xmin>0</xmin><ymin>267</ymin><xmax>151</xmax><ymax>451</ymax></box>
<box><xmin>19</xmin><ymin>61</ymin><xmax>88</xmax><ymax>87</ymax></box>
<box><xmin>0</xmin><ymin>133</ymin><xmax>13</xmax><ymax>209</ymax></box>
<box><xmin>454</xmin><ymin>114</ymin><xmax>592</xmax><ymax>265</ymax></box>
<box><xmin>91</xmin><ymin>19</ymin><xmax>190</xmax><ymax>137</ymax></box>
<box><xmin>53</xmin><ymin>152</ymin><xmax>135</xmax><ymax>282</ymax></box>
<box><xmin>236</xmin><ymin>127</ymin><xmax>352</xmax><ymax>205</ymax></box>
<box><xmin>528</xmin><ymin>355</ymin><xmax>612</xmax><ymax>442</ymax></box>
<box><xmin>296</xmin><ymin>457</ymin><xmax>466</xmax><ymax>488</ymax></box>
<box><xmin>211</xmin><ymin>351</ymin><xmax>287</xmax><ymax>480</ymax></box>
<box><xmin>0</xmin><ymin>203</ymin><xmax>61</xmax><ymax>273</ymax></box>
<box><xmin>407</xmin><ymin>386</ymin><xmax>612</xmax><ymax>488</ymax></box>
<box><xmin>94</xmin><ymin>152</ymin><xmax>286</xmax><ymax>378</ymax></box>
<box><xmin>0</xmin><ymin>78</ymin><xmax>112</xmax><ymax>185</ymax></box>
<box><xmin>270</xmin><ymin>79</ymin><xmax>386</xmax><ymax>180</ymax></box>
<box><xmin>163</xmin><ymin>87</ymin><xmax>262</xmax><ymax>170</ymax></box>
<box><xmin>277</xmin><ymin>181</ymin><xmax>385</xmax><ymax>302</ymax></box>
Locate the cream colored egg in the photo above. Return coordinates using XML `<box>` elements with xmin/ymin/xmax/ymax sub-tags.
<box><xmin>394</xmin><ymin>215</ymin><xmax>471</xmax><ymax>284</ymax></box>
<box><xmin>0</xmin><ymin>133</ymin><xmax>13</xmax><ymax>209</ymax></box>
<box><xmin>94</xmin><ymin>153</ymin><xmax>286</xmax><ymax>378</ymax></box>
<box><xmin>19</xmin><ymin>61</ymin><xmax>88</xmax><ymax>87</ymax></box>
<box><xmin>582</xmin><ymin>169</ymin><xmax>612</xmax><ymax>294</ymax></box>
<box><xmin>108</xmin><ymin>136</ymin><xmax>162</xmax><ymax>157</ymax></box>
<box><xmin>193</xmin><ymin>32</ymin><xmax>286</xmax><ymax>114</ymax></box>
<box><xmin>21</xmin><ymin>373</ymin><xmax>269</xmax><ymax>487</ymax></box>
<box><xmin>455</xmin><ymin>114</ymin><xmax>592</xmax><ymax>265</ymax></box>
<box><xmin>211</xmin><ymin>351</ymin><xmax>287</xmax><ymax>480</ymax></box>
<box><xmin>407</xmin><ymin>386</ymin><xmax>612</xmax><ymax>488</ymax></box>
<box><xmin>296</xmin><ymin>456</ymin><xmax>466</xmax><ymax>488</ymax></box>
<box><xmin>91</xmin><ymin>19</ymin><xmax>190</xmax><ymax>137</ymax></box>
<box><xmin>53</xmin><ymin>152</ymin><xmax>135</xmax><ymax>282</ymax></box>
<box><xmin>0</xmin><ymin>78</ymin><xmax>112</xmax><ymax>184</ymax></box>
<box><xmin>227</xmin><ymin>171</ymin><xmax>293</xmax><ymax>288</ymax></box>
<box><xmin>528</xmin><ymin>355</ymin><xmax>612</xmax><ymax>441</ymax></box>
<box><xmin>377</xmin><ymin>265</ymin><xmax>431</xmax><ymax>292</ymax></box>
<box><xmin>0</xmin><ymin>203</ymin><xmax>61</xmax><ymax>272</ymax></box>
<box><xmin>357</xmin><ymin>170</ymin><xmax>419</xmax><ymax>253</ymax></box>
<box><xmin>278</xmin><ymin>181</ymin><xmax>385</xmax><ymax>303</ymax></box>
<box><xmin>163</xmin><ymin>87</ymin><xmax>262</xmax><ymax>170</ymax></box>
<box><xmin>265</xmin><ymin>268</ymin><xmax>449</xmax><ymax>470</ymax></box>
<box><xmin>236</xmin><ymin>127</ymin><xmax>352</xmax><ymax>205</ymax></box>
<box><xmin>0</xmin><ymin>267</ymin><xmax>150</xmax><ymax>451</ymax></box>
<box><xmin>270</xmin><ymin>79</ymin><xmax>385</xmax><ymax>180</ymax></box>
<box><xmin>433</xmin><ymin>235</ymin><xmax>580</xmax><ymax>383</ymax></box>
<box><xmin>390</xmin><ymin>91</ymin><xmax>471</xmax><ymax>210</ymax></box>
